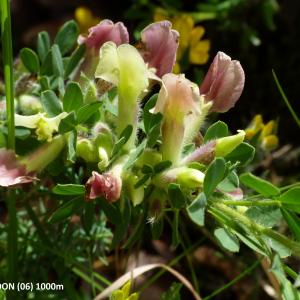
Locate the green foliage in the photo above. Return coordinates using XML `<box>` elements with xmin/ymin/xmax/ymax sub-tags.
<box><xmin>1</xmin><ymin>13</ymin><xmax>300</xmax><ymax>300</ymax></box>
<box><xmin>204</xmin><ymin>157</ymin><xmax>226</xmax><ymax>196</ymax></box>
<box><xmin>41</xmin><ymin>90</ymin><xmax>63</xmax><ymax>116</ymax></box>
<box><xmin>20</xmin><ymin>48</ymin><xmax>40</xmax><ymax>73</ymax></box>
<box><xmin>204</xmin><ymin>121</ymin><xmax>228</xmax><ymax>142</ymax></box>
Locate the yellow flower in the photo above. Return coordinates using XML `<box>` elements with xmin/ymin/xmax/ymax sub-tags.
<box><xmin>189</xmin><ymin>26</ymin><xmax>210</xmax><ymax>64</ymax></box>
<box><xmin>153</xmin><ymin>11</ymin><xmax>210</xmax><ymax>72</ymax></box>
<box><xmin>74</xmin><ymin>6</ymin><xmax>100</xmax><ymax>33</ymax></box>
<box><xmin>245</xmin><ymin>114</ymin><xmax>264</xmax><ymax>140</ymax></box>
<box><xmin>245</xmin><ymin>114</ymin><xmax>279</xmax><ymax>151</ymax></box>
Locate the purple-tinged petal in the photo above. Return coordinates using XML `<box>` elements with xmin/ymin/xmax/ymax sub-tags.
<box><xmin>78</xmin><ymin>19</ymin><xmax>129</xmax><ymax>51</ymax></box>
<box><xmin>200</xmin><ymin>51</ymin><xmax>245</xmax><ymax>113</ymax></box>
<box><xmin>139</xmin><ymin>21</ymin><xmax>179</xmax><ymax>77</ymax></box>
<box><xmin>226</xmin><ymin>188</ymin><xmax>244</xmax><ymax>200</ymax></box>
<box><xmin>0</xmin><ymin>149</ymin><xmax>35</xmax><ymax>187</ymax></box>
<box><xmin>86</xmin><ymin>171</ymin><xmax>122</xmax><ymax>202</ymax></box>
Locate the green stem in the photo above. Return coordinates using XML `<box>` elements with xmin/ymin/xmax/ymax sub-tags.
<box><xmin>1</xmin><ymin>2</ymin><xmax>17</xmax><ymax>299</ymax></box>
<box><xmin>211</xmin><ymin>202</ymin><xmax>300</xmax><ymax>257</ymax></box>
<box><xmin>1</xmin><ymin>0</ymin><xmax>15</xmax><ymax>149</ymax></box>
<box><xmin>272</xmin><ymin>70</ymin><xmax>300</xmax><ymax>128</ymax></box>
<box><xmin>220</xmin><ymin>199</ymin><xmax>281</xmax><ymax>207</ymax></box>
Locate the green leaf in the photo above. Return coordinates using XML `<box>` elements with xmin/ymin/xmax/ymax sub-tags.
<box><xmin>271</xmin><ymin>255</ymin><xmax>300</xmax><ymax>300</ymax></box>
<box><xmin>153</xmin><ymin>160</ymin><xmax>172</xmax><ymax>174</ymax></box>
<box><xmin>217</xmin><ymin>170</ymin><xmax>239</xmax><ymax>192</ymax></box>
<box><xmin>53</xmin><ymin>184</ymin><xmax>85</xmax><ymax>195</ymax></box>
<box><xmin>41</xmin><ymin>90</ymin><xmax>63</xmax><ymax>117</ymax></box>
<box><xmin>82</xmin><ymin>202</ymin><xmax>95</xmax><ymax>234</ymax></box>
<box><xmin>77</xmin><ymin>102</ymin><xmax>101</xmax><ymax>123</ymax></box>
<box><xmin>63</xmin><ymin>82</ymin><xmax>84</xmax><ymax>112</ymax></box>
<box><xmin>20</xmin><ymin>48</ymin><xmax>40</xmax><ymax>73</ymax></box>
<box><xmin>204</xmin><ymin>121</ymin><xmax>228</xmax><ymax>143</ymax></box>
<box><xmin>54</xmin><ymin>20</ymin><xmax>79</xmax><ymax>55</ymax></box>
<box><xmin>245</xmin><ymin>206</ymin><xmax>281</xmax><ymax>228</ymax></box>
<box><xmin>123</xmin><ymin>140</ymin><xmax>147</xmax><ymax>169</ymax></box>
<box><xmin>65</xmin><ymin>44</ymin><xmax>86</xmax><ymax>78</ymax></box>
<box><xmin>263</xmin><ymin>235</ymin><xmax>291</xmax><ymax>258</ymax></box>
<box><xmin>40</xmin><ymin>49</ymin><xmax>53</xmax><ymax>76</ymax></box>
<box><xmin>281</xmin><ymin>208</ymin><xmax>300</xmax><ymax>241</ymax></box>
<box><xmin>225</xmin><ymin>142</ymin><xmax>255</xmax><ymax>166</ymax></box>
<box><xmin>147</xmin><ymin>122</ymin><xmax>162</xmax><ymax>147</ymax></box>
<box><xmin>161</xmin><ymin>282</ymin><xmax>182</xmax><ymax>300</ymax></box>
<box><xmin>143</xmin><ymin>94</ymin><xmax>160</xmax><ymax>133</ymax></box>
<box><xmin>67</xmin><ymin>130</ymin><xmax>77</xmax><ymax>163</ymax></box>
<box><xmin>204</xmin><ymin>157</ymin><xmax>226</xmax><ymax>197</ymax></box>
<box><xmin>240</xmin><ymin>173</ymin><xmax>280</xmax><ymax>197</ymax></box>
<box><xmin>37</xmin><ymin>31</ymin><xmax>50</xmax><ymax>62</ymax></box>
<box><xmin>112</xmin><ymin>125</ymin><xmax>133</xmax><ymax>156</ymax></box>
<box><xmin>214</xmin><ymin>228</ymin><xmax>240</xmax><ymax>252</ymax></box>
<box><xmin>49</xmin><ymin>198</ymin><xmax>84</xmax><ymax>223</ymax></box>
<box><xmin>51</xmin><ymin>44</ymin><xmax>64</xmax><ymax>77</ymax></box>
<box><xmin>39</xmin><ymin>76</ymin><xmax>50</xmax><ymax>91</ymax></box>
<box><xmin>96</xmin><ymin>198</ymin><xmax>120</xmax><ymax>224</ymax></box>
<box><xmin>278</xmin><ymin>187</ymin><xmax>300</xmax><ymax>210</ymax></box>
<box><xmin>58</xmin><ymin>112</ymin><xmax>77</xmax><ymax>134</ymax></box>
<box><xmin>186</xmin><ymin>192</ymin><xmax>206</xmax><ymax>226</ymax></box>
<box><xmin>134</xmin><ymin>174</ymin><xmax>151</xmax><ymax>188</ymax></box>
<box><xmin>168</xmin><ymin>183</ymin><xmax>186</xmax><ymax>209</ymax></box>
<box><xmin>234</xmin><ymin>231</ymin><xmax>268</xmax><ymax>256</ymax></box>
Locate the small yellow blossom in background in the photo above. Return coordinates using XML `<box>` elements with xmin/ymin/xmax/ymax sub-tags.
<box><xmin>75</xmin><ymin>6</ymin><xmax>100</xmax><ymax>33</ymax></box>
<box><xmin>154</xmin><ymin>8</ymin><xmax>210</xmax><ymax>73</ymax></box>
<box><xmin>245</xmin><ymin>114</ymin><xmax>279</xmax><ymax>151</ymax></box>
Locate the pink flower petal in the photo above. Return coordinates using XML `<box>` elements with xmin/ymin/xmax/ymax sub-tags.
<box><xmin>139</xmin><ymin>21</ymin><xmax>179</xmax><ymax>77</ymax></box>
<box><xmin>0</xmin><ymin>149</ymin><xmax>35</xmax><ymax>187</ymax></box>
<box><xmin>200</xmin><ymin>51</ymin><xmax>245</xmax><ymax>113</ymax></box>
<box><xmin>86</xmin><ymin>171</ymin><xmax>121</xmax><ymax>202</ymax></box>
<box><xmin>78</xmin><ymin>19</ymin><xmax>129</xmax><ymax>51</ymax></box>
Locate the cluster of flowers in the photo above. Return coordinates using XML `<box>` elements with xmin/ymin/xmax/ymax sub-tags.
<box><xmin>0</xmin><ymin>19</ymin><xmax>245</xmax><ymax>205</ymax></box>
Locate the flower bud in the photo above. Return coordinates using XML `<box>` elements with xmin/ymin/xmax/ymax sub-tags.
<box><xmin>135</xmin><ymin>149</ymin><xmax>162</xmax><ymax>168</ymax></box>
<box><xmin>86</xmin><ymin>171</ymin><xmax>122</xmax><ymax>202</ymax></box>
<box><xmin>18</xmin><ymin>94</ymin><xmax>42</xmax><ymax>115</ymax></box>
<box><xmin>200</xmin><ymin>51</ymin><xmax>245</xmax><ymax>113</ymax></box>
<box><xmin>76</xmin><ymin>139</ymin><xmax>98</xmax><ymax>162</ymax></box>
<box><xmin>139</xmin><ymin>21</ymin><xmax>179</xmax><ymax>77</ymax></box>
<box><xmin>154</xmin><ymin>167</ymin><xmax>204</xmax><ymax>189</ymax></box>
<box><xmin>77</xmin><ymin>20</ymin><xmax>129</xmax><ymax>80</ymax></box>
<box><xmin>215</xmin><ymin>130</ymin><xmax>245</xmax><ymax>157</ymax></box>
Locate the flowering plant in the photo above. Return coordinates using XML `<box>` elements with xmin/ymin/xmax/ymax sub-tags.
<box><xmin>1</xmin><ymin>7</ymin><xmax>300</xmax><ymax>300</ymax></box>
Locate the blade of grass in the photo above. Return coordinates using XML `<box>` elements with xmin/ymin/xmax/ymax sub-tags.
<box><xmin>1</xmin><ymin>0</ymin><xmax>15</xmax><ymax>149</ymax></box>
<box><xmin>272</xmin><ymin>70</ymin><xmax>300</xmax><ymax>128</ymax></box>
<box><xmin>1</xmin><ymin>2</ymin><xmax>17</xmax><ymax>299</ymax></box>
